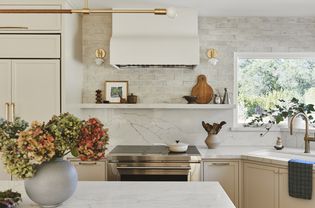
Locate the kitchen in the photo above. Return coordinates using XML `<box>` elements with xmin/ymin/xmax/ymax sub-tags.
<box><xmin>0</xmin><ymin>0</ymin><xmax>315</xmax><ymax>208</ymax></box>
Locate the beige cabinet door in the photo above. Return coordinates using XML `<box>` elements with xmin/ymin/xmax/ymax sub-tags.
<box><xmin>0</xmin><ymin>60</ymin><xmax>11</xmax><ymax>120</ymax></box>
<box><xmin>0</xmin><ymin>35</ymin><xmax>61</xmax><ymax>59</ymax></box>
<box><xmin>203</xmin><ymin>161</ymin><xmax>239</xmax><ymax>207</ymax></box>
<box><xmin>0</xmin><ymin>154</ymin><xmax>11</xmax><ymax>180</ymax></box>
<box><xmin>12</xmin><ymin>60</ymin><xmax>60</xmax><ymax>122</ymax></box>
<box><xmin>279</xmin><ymin>168</ymin><xmax>315</xmax><ymax>208</ymax></box>
<box><xmin>71</xmin><ymin>161</ymin><xmax>106</xmax><ymax>181</ymax></box>
<box><xmin>243</xmin><ymin>162</ymin><xmax>279</xmax><ymax>208</ymax></box>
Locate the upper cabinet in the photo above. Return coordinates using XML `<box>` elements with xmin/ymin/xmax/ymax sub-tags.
<box><xmin>12</xmin><ymin>59</ymin><xmax>61</xmax><ymax>122</ymax></box>
<box><xmin>0</xmin><ymin>60</ymin><xmax>11</xmax><ymax>120</ymax></box>
<box><xmin>0</xmin><ymin>35</ymin><xmax>60</xmax><ymax>58</ymax></box>
<box><xmin>0</xmin><ymin>4</ymin><xmax>61</xmax><ymax>33</ymax></box>
<box><xmin>0</xmin><ymin>59</ymin><xmax>61</xmax><ymax>122</ymax></box>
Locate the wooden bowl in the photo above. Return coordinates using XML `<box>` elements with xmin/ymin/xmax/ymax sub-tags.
<box><xmin>183</xmin><ymin>96</ymin><xmax>197</xmax><ymax>104</ymax></box>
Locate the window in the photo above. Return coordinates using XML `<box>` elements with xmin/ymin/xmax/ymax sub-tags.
<box><xmin>235</xmin><ymin>53</ymin><xmax>315</xmax><ymax>125</ymax></box>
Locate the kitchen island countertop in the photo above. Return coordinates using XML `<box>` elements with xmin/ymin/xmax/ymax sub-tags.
<box><xmin>0</xmin><ymin>181</ymin><xmax>235</xmax><ymax>208</ymax></box>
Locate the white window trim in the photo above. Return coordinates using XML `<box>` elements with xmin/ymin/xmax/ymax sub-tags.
<box><xmin>233</xmin><ymin>52</ymin><xmax>315</xmax><ymax>130</ymax></box>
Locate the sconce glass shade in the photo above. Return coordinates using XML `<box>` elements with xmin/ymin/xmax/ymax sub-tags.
<box><xmin>167</xmin><ymin>7</ymin><xmax>177</xmax><ymax>18</ymax></box>
<box><xmin>207</xmin><ymin>49</ymin><xmax>219</xmax><ymax>66</ymax></box>
<box><xmin>208</xmin><ymin>58</ymin><xmax>219</xmax><ymax>66</ymax></box>
<box><xmin>95</xmin><ymin>58</ymin><xmax>105</xmax><ymax>65</ymax></box>
<box><xmin>95</xmin><ymin>49</ymin><xmax>106</xmax><ymax>65</ymax></box>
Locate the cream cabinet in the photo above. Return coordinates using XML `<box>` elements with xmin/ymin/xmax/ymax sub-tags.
<box><xmin>0</xmin><ymin>35</ymin><xmax>60</xmax><ymax>58</ymax></box>
<box><xmin>279</xmin><ymin>168</ymin><xmax>315</xmax><ymax>208</ymax></box>
<box><xmin>203</xmin><ymin>160</ymin><xmax>239</xmax><ymax>208</ymax></box>
<box><xmin>0</xmin><ymin>60</ymin><xmax>11</xmax><ymax>120</ymax></box>
<box><xmin>70</xmin><ymin>160</ymin><xmax>107</xmax><ymax>181</ymax></box>
<box><xmin>0</xmin><ymin>5</ymin><xmax>61</xmax><ymax>32</ymax></box>
<box><xmin>243</xmin><ymin>162</ymin><xmax>279</xmax><ymax>208</ymax></box>
<box><xmin>0</xmin><ymin>59</ymin><xmax>60</xmax><ymax>122</ymax></box>
<box><xmin>0</xmin><ymin>155</ymin><xmax>10</xmax><ymax>180</ymax></box>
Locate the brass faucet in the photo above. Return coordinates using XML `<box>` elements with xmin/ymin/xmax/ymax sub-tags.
<box><xmin>289</xmin><ymin>112</ymin><xmax>315</xmax><ymax>153</ymax></box>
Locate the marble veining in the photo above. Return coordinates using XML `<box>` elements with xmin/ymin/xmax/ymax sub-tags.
<box><xmin>0</xmin><ymin>181</ymin><xmax>235</xmax><ymax>208</ymax></box>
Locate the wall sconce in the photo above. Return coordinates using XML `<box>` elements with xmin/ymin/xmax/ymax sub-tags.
<box><xmin>95</xmin><ymin>49</ymin><xmax>107</xmax><ymax>65</ymax></box>
<box><xmin>207</xmin><ymin>48</ymin><xmax>219</xmax><ymax>66</ymax></box>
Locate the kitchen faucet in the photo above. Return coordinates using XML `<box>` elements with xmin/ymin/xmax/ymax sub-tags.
<box><xmin>289</xmin><ymin>112</ymin><xmax>315</xmax><ymax>153</ymax></box>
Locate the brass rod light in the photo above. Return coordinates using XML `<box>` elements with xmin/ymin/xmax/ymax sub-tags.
<box><xmin>0</xmin><ymin>0</ymin><xmax>177</xmax><ymax>17</ymax></box>
<box><xmin>0</xmin><ymin>8</ymin><xmax>167</xmax><ymax>15</ymax></box>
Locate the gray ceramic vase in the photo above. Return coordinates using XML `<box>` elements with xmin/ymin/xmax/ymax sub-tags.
<box><xmin>24</xmin><ymin>158</ymin><xmax>78</xmax><ymax>208</ymax></box>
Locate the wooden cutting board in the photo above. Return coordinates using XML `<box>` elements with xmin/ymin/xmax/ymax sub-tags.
<box><xmin>191</xmin><ymin>75</ymin><xmax>213</xmax><ymax>104</ymax></box>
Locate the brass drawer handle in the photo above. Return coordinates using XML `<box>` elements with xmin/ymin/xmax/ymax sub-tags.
<box><xmin>78</xmin><ymin>162</ymin><xmax>97</xmax><ymax>166</ymax></box>
<box><xmin>0</xmin><ymin>26</ymin><xmax>29</xmax><ymax>30</ymax></box>
<box><xmin>5</xmin><ymin>102</ymin><xmax>10</xmax><ymax>121</ymax></box>
<box><xmin>10</xmin><ymin>103</ymin><xmax>15</xmax><ymax>122</ymax></box>
<box><xmin>208</xmin><ymin>163</ymin><xmax>230</xmax><ymax>166</ymax></box>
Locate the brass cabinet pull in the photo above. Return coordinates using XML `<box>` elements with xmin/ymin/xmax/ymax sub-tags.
<box><xmin>5</xmin><ymin>102</ymin><xmax>10</xmax><ymax>121</ymax></box>
<box><xmin>208</xmin><ymin>163</ymin><xmax>230</xmax><ymax>166</ymax></box>
<box><xmin>78</xmin><ymin>162</ymin><xmax>97</xmax><ymax>166</ymax></box>
<box><xmin>10</xmin><ymin>103</ymin><xmax>15</xmax><ymax>122</ymax></box>
<box><xmin>0</xmin><ymin>26</ymin><xmax>29</xmax><ymax>30</ymax></box>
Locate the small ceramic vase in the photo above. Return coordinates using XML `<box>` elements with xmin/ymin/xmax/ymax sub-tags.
<box><xmin>205</xmin><ymin>134</ymin><xmax>220</xmax><ymax>149</ymax></box>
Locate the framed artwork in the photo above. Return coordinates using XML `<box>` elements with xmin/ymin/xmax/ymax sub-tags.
<box><xmin>105</xmin><ymin>81</ymin><xmax>128</xmax><ymax>103</ymax></box>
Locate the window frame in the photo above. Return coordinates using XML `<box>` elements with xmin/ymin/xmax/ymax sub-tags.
<box><xmin>233</xmin><ymin>52</ymin><xmax>315</xmax><ymax>128</ymax></box>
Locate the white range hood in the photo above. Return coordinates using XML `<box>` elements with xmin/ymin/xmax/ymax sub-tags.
<box><xmin>110</xmin><ymin>9</ymin><xmax>200</xmax><ymax>69</ymax></box>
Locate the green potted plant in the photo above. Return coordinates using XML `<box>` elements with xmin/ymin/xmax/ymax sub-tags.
<box><xmin>0</xmin><ymin>113</ymin><xmax>109</xmax><ymax>207</ymax></box>
<box><xmin>245</xmin><ymin>98</ymin><xmax>315</xmax><ymax>135</ymax></box>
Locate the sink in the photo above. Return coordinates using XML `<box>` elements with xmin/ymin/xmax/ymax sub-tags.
<box><xmin>246</xmin><ymin>149</ymin><xmax>315</xmax><ymax>162</ymax></box>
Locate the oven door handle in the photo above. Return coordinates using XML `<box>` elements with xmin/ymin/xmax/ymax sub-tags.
<box><xmin>116</xmin><ymin>166</ymin><xmax>191</xmax><ymax>170</ymax></box>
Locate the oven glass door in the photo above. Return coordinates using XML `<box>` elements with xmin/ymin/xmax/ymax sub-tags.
<box><xmin>116</xmin><ymin>163</ymin><xmax>192</xmax><ymax>181</ymax></box>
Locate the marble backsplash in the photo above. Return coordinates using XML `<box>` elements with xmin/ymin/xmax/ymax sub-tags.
<box><xmin>80</xmin><ymin>109</ymin><xmax>314</xmax><ymax>151</ymax></box>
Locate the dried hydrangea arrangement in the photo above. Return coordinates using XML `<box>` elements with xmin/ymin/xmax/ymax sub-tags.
<box><xmin>76</xmin><ymin>118</ymin><xmax>109</xmax><ymax>161</ymax></box>
<box><xmin>0</xmin><ymin>118</ymin><xmax>32</xmax><ymax>178</ymax></box>
<box><xmin>0</xmin><ymin>113</ymin><xmax>109</xmax><ymax>179</ymax></box>
<box><xmin>45</xmin><ymin>113</ymin><xmax>83</xmax><ymax>157</ymax></box>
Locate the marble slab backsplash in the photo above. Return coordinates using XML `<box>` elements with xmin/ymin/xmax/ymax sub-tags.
<box><xmin>80</xmin><ymin>109</ymin><xmax>314</xmax><ymax>151</ymax></box>
<box><xmin>81</xmin><ymin>15</ymin><xmax>315</xmax><ymax>150</ymax></box>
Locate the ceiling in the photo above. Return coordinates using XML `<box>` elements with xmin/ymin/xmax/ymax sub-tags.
<box><xmin>67</xmin><ymin>0</ymin><xmax>315</xmax><ymax>16</ymax></box>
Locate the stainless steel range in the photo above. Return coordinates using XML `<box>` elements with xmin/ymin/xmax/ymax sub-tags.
<box><xmin>107</xmin><ymin>145</ymin><xmax>201</xmax><ymax>181</ymax></box>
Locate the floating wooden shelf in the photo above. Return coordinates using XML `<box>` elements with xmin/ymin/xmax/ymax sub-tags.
<box><xmin>79</xmin><ymin>103</ymin><xmax>236</xmax><ymax>110</ymax></box>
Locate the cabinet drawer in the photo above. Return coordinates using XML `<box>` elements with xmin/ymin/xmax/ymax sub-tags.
<box><xmin>203</xmin><ymin>161</ymin><xmax>239</xmax><ymax>207</ymax></box>
<box><xmin>0</xmin><ymin>35</ymin><xmax>60</xmax><ymax>58</ymax></box>
<box><xmin>72</xmin><ymin>161</ymin><xmax>106</xmax><ymax>181</ymax></box>
<box><xmin>0</xmin><ymin>5</ymin><xmax>61</xmax><ymax>32</ymax></box>
<box><xmin>0</xmin><ymin>154</ymin><xmax>11</xmax><ymax>180</ymax></box>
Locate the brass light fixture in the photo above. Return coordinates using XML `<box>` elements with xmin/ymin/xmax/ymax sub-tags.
<box><xmin>95</xmin><ymin>49</ymin><xmax>107</xmax><ymax>65</ymax></box>
<box><xmin>0</xmin><ymin>0</ymin><xmax>177</xmax><ymax>18</ymax></box>
<box><xmin>207</xmin><ymin>48</ymin><xmax>219</xmax><ymax>66</ymax></box>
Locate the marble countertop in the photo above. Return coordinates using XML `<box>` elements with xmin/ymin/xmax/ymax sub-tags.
<box><xmin>197</xmin><ymin>145</ymin><xmax>271</xmax><ymax>159</ymax></box>
<box><xmin>198</xmin><ymin>145</ymin><xmax>315</xmax><ymax>169</ymax></box>
<box><xmin>0</xmin><ymin>181</ymin><xmax>235</xmax><ymax>208</ymax></box>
